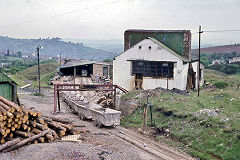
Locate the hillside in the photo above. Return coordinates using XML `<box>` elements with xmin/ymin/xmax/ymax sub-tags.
<box><xmin>120</xmin><ymin>70</ymin><xmax>240</xmax><ymax>160</ymax></box>
<box><xmin>191</xmin><ymin>44</ymin><xmax>240</xmax><ymax>55</ymax></box>
<box><xmin>11</xmin><ymin>63</ymin><xmax>58</xmax><ymax>87</ymax></box>
<box><xmin>0</xmin><ymin>36</ymin><xmax>116</xmax><ymax>60</ymax></box>
<box><xmin>20</xmin><ymin>63</ymin><xmax>58</xmax><ymax>81</ymax></box>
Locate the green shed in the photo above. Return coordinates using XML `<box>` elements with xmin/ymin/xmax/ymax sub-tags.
<box><xmin>0</xmin><ymin>71</ymin><xmax>17</xmax><ymax>103</ymax></box>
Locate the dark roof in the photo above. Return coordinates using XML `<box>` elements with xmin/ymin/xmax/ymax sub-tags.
<box><xmin>59</xmin><ymin>60</ymin><xmax>110</xmax><ymax>69</ymax></box>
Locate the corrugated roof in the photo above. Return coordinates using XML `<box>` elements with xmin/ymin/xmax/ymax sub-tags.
<box><xmin>148</xmin><ymin>37</ymin><xmax>190</xmax><ymax>63</ymax></box>
<box><xmin>0</xmin><ymin>71</ymin><xmax>17</xmax><ymax>85</ymax></box>
<box><xmin>59</xmin><ymin>61</ymin><xmax>110</xmax><ymax>69</ymax></box>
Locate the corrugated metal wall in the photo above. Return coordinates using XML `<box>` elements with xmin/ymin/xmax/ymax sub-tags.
<box><xmin>0</xmin><ymin>83</ymin><xmax>13</xmax><ymax>101</ymax></box>
<box><xmin>129</xmin><ymin>32</ymin><xmax>183</xmax><ymax>55</ymax></box>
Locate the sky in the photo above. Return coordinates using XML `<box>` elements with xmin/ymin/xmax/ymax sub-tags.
<box><xmin>0</xmin><ymin>0</ymin><xmax>239</xmax><ymax>46</ymax></box>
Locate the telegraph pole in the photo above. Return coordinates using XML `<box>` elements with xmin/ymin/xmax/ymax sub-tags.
<box><xmin>198</xmin><ymin>26</ymin><xmax>203</xmax><ymax>97</ymax></box>
<box><xmin>37</xmin><ymin>47</ymin><xmax>41</xmax><ymax>94</ymax></box>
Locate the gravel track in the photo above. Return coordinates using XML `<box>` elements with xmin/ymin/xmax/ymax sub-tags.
<box><xmin>0</xmin><ymin>88</ymin><xmax>194</xmax><ymax>160</ymax></box>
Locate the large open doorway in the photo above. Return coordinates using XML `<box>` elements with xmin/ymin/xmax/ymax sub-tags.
<box><xmin>187</xmin><ymin>64</ymin><xmax>196</xmax><ymax>89</ymax></box>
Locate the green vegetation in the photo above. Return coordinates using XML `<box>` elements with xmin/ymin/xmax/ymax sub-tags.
<box><xmin>121</xmin><ymin>70</ymin><xmax>240</xmax><ymax>160</ymax></box>
<box><xmin>213</xmin><ymin>82</ymin><xmax>228</xmax><ymax>89</ymax></box>
<box><xmin>209</xmin><ymin>63</ymin><xmax>240</xmax><ymax>74</ymax></box>
<box><xmin>0</xmin><ymin>56</ymin><xmax>57</xmax><ymax>74</ymax></box>
<box><xmin>103</xmin><ymin>59</ymin><xmax>112</xmax><ymax>63</ymax></box>
<box><xmin>10</xmin><ymin>74</ymin><xmax>29</xmax><ymax>87</ymax></box>
<box><xmin>20</xmin><ymin>63</ymin><xmax>58</xmax><ymax>81</ymax></box>
<box><xmin>121</xmin><ymin>90</ymin><xmax>141</xmax><ymax>101</ymax></box>
<box><xmin>9</xmin><ymin>62</ymin><xmax>58</xmax><ymax>88</ymax></box>
<box><xmin>197</xmin><ymin>52</ymin><xmax>240</xmax><ymax>75</ymax></box>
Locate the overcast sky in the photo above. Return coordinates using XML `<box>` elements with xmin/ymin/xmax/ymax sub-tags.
<box><xmin>0</xmin><ymin>0</ymin><xmax>239</xmax><ymax>45</ymax></box>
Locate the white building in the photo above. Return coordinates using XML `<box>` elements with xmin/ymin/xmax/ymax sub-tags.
<box><xmin>229</xmin><ymin>57</ymin><xmax>240</xmax><ymax>63</ymax></box>
<box><xmin>192</xmin><ymin>60</ymin><xmax>205</xmax><ymax>88</ymax></box>
<box><xmin>113</xmin><ymin>37</ymin><xmax>204</xmax><ymax>91</ymax></box>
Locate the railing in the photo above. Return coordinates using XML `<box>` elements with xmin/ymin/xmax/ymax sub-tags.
<box><xmin>53</xmin><ymin>84</ymin><xmax>128</xmax><ymax>113</ymax></box>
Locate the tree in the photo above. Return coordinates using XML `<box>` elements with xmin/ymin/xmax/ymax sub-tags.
<box><xmin>17</xmin><ymin>51</ymin><xmax>22</xmax><ymax>57</ymax></box>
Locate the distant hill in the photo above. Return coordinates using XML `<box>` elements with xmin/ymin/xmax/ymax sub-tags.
<box><xmin>191</xmin><ymin>44</ymin><xmax>240</xmax><ymax>54</ymax></box>
<box><xmin>63</xmin><ymin>38</ymin><xmax>124</xmax><ymax>54</ymax></box>
<box><xmin>0</xmin><ymin>36</ymin><xmax>116</xmax><ymax>60</ymax></box>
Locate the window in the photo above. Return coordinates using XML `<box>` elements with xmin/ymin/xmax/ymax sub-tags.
<box><xmin>132</xmin><ymin>61</ymin><xmax>174</xmax><ymax>78</ymax></box>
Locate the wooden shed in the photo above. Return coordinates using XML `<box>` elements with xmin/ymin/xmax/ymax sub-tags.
<box><xmin>0</xmin><ymin>71</ymin><xmax>18</xmax><ymax>103</ymax></box>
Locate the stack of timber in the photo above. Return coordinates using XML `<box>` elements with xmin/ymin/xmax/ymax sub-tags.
<box><xmin>0</xmin><ymin>96</ymin><xmax>85</xmax><ymax>152</ymax></box>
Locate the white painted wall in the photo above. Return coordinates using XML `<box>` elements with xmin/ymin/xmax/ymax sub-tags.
<box><xmin>192</xmin><ymin>61</ymin><xmax>204</xmax><ymax>88</ymax></box>
<box><xmin>113</xmin><ymin>39</ymin><xmax>189</xmax><ymax>91</ymax></box>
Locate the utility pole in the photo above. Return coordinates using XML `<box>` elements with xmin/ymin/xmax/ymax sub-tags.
<box><xmin>37</xmin><ymin>47</ymin><xmax>41</xmax><ymax>94</ymax></box>
<box><xmin>198</xmin><ymin>26</ymin><xmax>203</xmax><ymax>97</ymax></box>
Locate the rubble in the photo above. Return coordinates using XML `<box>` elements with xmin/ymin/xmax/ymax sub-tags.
<box><xmin>194</xmin><ymin>109</ymin><xmax>220</xmax><ymax>118</ymax></box>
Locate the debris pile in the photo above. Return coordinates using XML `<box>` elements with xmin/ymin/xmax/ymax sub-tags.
<box><xmin>194</xmin><ymin>109</ymin><xmax>220</xmax><ymax>118</ymax></box>
<box><xmin>0</xmin><ymin>96</ymin><xmax>84</xmax><ymax>152</ymax></box>
<box><xmin>97</xmin><ymin>93</ymin><xmax>114</xmax><ymax>109</ymax></box>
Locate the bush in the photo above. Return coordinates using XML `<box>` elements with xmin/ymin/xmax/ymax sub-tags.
<box><xmin>213</xmin><ymin>81</ymin><xmax>228</xmax><ymax>89</ymax></box>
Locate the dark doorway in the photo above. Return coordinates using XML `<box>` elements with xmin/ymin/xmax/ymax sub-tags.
<box><xmin>103</xmin><ymin>67</ymin><xmax>108</xmax><ymax>77</ymax></box>
<box><xmin>135</xmin><ymin>74</ymin><xmax>143</xmax><ymax>90</ymax></box>
<box><xmin>187</xmin><ymin>64</ymin><xmax>196</xmax><ymax>89</ymax></box>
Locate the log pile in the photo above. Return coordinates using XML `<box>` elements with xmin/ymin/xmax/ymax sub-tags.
<box><xmin>0</xmin><ymin>96</ymin><xmax>85</xmax><ymax>152</ymax></box>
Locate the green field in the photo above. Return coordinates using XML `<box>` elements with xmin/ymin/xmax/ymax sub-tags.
<box><xmin>121</xmin><ymin>70</ymin><xmax>240</xmax><ymax>160</ymax></box>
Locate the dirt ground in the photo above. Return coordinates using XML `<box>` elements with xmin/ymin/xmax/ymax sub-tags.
<box><xmin>0</xmin><ymin>89</ymin><xmax>193</xmax><ymax>160</ymax></box>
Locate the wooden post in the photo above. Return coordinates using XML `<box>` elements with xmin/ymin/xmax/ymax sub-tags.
<box><xmin>53</xmin><ymin>85</ymin><xmax>57</xmax><ymax>113</ymax></box>
<box><xmin>150</xmin><ymin>104</ymin><xmax>153</xmax><ymax>126</ymax></box>
<box><xmin>37</xmin><ymin>47</ymin><xmax>41</xmax><ymax>94</ymax></box>
<box><xmin>73</xmin><ymin>67</ymin><xmax>76</xmax><ymax>86</ymax></box>
<box><xmin>57</xmin><ymin>90</ymin><xmax>60</xmax><ymax>111</ymax></box>
<box><xmin>167</xmin><ymin>75</ymin><xmax>169</xmax><ymax>90</ymax></box>
<box><xmin>142</xmin><ymin>106</ymin><xmax>146</xmax><ymax>129</ymax></box>
<box><xmin>198</xmin><ymin>26</ymin><xmax>203</xmax><ymax>97</ymax></box>
<box><xmin>145</xmin><ymin>107</ymin><xmax>148</xmax><ymax>128</ymax></box>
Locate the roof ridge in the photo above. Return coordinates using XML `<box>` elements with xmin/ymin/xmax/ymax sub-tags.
<box><xmin>148</xmin><ymin>37</ymin><xmax>189</xmax><ymax>62</ymax></box>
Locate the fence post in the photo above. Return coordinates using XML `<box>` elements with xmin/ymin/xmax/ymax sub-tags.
<box><xmin>53</xmin><ymin>85</ymin><xmax>57</xmax><ymax>113</ymax></box>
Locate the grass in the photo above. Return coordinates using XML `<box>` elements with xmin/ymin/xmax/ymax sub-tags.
<box><xmin>121</xmin><ymin>70</ymin><xmax>240</xmax><ymax>160</ymax></box>
<box><xmin>10</xmin><ymin>74</ymin><xmax>29</xmax><ymax>87</ymax></box>
<box><xmin>20</xmin><ymin>63</ymin><xmax>58</xmax><ymax>81</ymax></box>
<box><xmin>10</xmin><ymin>63</ymin><xmax>58</xmax><ymax>88</ymax></box>
<box><xmin>121</xmin><ymin>90</ymin><xmax>142</xmax><ymax>101</ymax></box>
